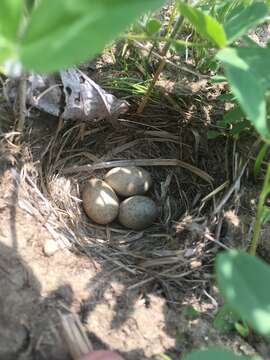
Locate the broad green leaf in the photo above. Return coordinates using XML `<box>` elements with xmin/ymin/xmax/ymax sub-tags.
<box><xmin>178</xmin><ymin>2</ymin><xmax>227</xmax><ymax>48</ymax></box>
<box><xmin>21</xmin><ymin>0</ymin><xmax>164</xmax><ymax>72</ymax></box>
<box><xmin>0</xmin><ymin>0</ymin><xmax>23</xmax><ymax>40</ymax></box>
<box><xmin>145</xmin><ymin>18</ymin><xmax>161</xmax><ymax>35</ymax></box>
<box><xmin>0</xmin><ymin>36</ymin><xmax>21</xmax><ymax>75</ymax></box>
<box><xmin>0</xmin><ymin>0</ymin><xmax>23</xmax><ymax>67</ymax></box>
<box><xmin>217</xmin><ymin>47</ymin><xmax>270</xmax><ymax>140</ymax></box>
<box><xmin>184</xmin><ymin>347</ymin><xmax>256</xmax><ymax>360</ymax></box>
<box><xmin>24</xmin><ymin>0</ymin><xmax>37</xmax><ymax>13</ymax></box>
<box><xmin>0</xmin><ymin>37</ymin><xmax>14</xmax><ymax>62</ymax></box>
<box><xmin>217</xmin><ymin>251</ymin><xmax>270</xmax><ymax>336</ymax></box>
<box><xmin>221</xmin><ymin>106</ymin><xmax>244</xmax><ymax>126</ymax></box>
<box><xmin>217</xmin><ymin>47</ymin><xmax>270</xmax><ymax>94</ymax></box>
<box><xmin>242</xmin><ymin>35</ymin><xmax>262</xmax><ymax>48</ymax></box>
<box><xmin>224</xmin><ymin>2</ymin><xmax>268</xmax><ymax>43</ymax></box>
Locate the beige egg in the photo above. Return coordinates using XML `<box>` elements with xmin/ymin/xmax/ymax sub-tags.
<box><xmin>104</xmin><ymin>166</ymin><xmax>152</xmax><ymax>197</ymax></box>
<box><xmin>118</xmin><ymin>196</ymin><xmax>158</xmax><ymax>230</ymax></box>
<box><xmin>82</xmin><ymin>178</ymin><xmax>119</xmax><ymax>225</ymax></box>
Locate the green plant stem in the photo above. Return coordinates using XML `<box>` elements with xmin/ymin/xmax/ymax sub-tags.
<box><xmin>136</xmin><ymin>14</ymin><xmax>185</xmax><ymax>114</ymax></box>
<box><xmin>127</xmin><ymin>34</ymin><xmax>202</xmax><ymax>48</ymax></box>
<box><xmin>249</xmin><ymin>162</ymin><xmax>270</xmax><ymax>255</ymax></box>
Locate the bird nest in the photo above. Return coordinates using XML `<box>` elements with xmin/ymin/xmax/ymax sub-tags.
<box><xmin>7</xmin><ymin>96</ymin><xmax>228</xmax><ymax>299</ymax></box>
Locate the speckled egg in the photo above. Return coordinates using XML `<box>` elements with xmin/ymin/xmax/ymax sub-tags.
<box><xmin>104</xmin><ymin>166</ymin><xmax>152</xmax><ymax>197</ymax></box>
<box><xmin>82</xmin><ymin>178</ymin><xmax>119</xmax><ymax>225</ymax></box>
<box><xmin>118</xmin><ymin>195</ymin><xmax>158</xmax><ymax>230</ymax></box>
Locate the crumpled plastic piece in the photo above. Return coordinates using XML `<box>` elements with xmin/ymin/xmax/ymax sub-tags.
<box><xmin>5</xmin><ymin>66</ymin><xmax>129</xmax><ymax>122</ymax></box>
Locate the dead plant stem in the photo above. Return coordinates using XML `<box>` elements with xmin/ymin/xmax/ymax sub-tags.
<box><xmin>17</xmin><ymin>73</ymin><xmax>27</xmax><ymax>134</ymax></box>
<box><xmin>137</xmin><ymin>14</ymin><xmax>185</xmax><ymax>113</ymax></box>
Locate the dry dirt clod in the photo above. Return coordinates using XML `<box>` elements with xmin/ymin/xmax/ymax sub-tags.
<box><xmin>104</xmin><ymin>166</ymin><xmax>152</xmax><ymax>197</ymax></box>
<box><xmin>43</xmin><ymin>238</ymin><xmax>60</xmax><ymax>257</ymax></box>
<box><xmin>118</xmin><ymin>195</ymin><xmax>158</xmax><ymax>230</ymax></box>
<box><xmin>82</xmin><ymin>178</ymin><xmax>119</xmax><ymax>225</ymax></box>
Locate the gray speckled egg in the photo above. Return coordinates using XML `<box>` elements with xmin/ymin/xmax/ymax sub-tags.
<box><xmin>118</xmin><ymin>195</ymin><xmax>158</xmax><ymax>230</ymax></box>
<box><xmin>82</xmin><ymin>178</ymin><xmax>119</xmax><ymax>225</ymax></box>
<box><xmin>104</xmin><ymin>166</ymin><xmax>152</xmax><ymax>197</ymax></box>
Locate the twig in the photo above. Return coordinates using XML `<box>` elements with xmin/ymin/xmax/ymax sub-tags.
<box><xmin>62</xmin><ymin>158</ymin><xmax>213</xmax><ymax>183</ymax></box>
<box><xmin>213</xmin><ymin>160</ymin><xmax>249</xmax><ymax>215</ymax></box>
<box><xmin>201</xmin><ymin>180</ymin><xmax>230</xmax><ymax>203</ymax></box>
<box><xmin>60</xmin><ymin>313</ymin><xmax>93</xmax><ymax>360</ymax></box>
<box><xmin>16</xmin><ymin>73</ymin><xmax>27</xmax><ymax>134</ymax></box>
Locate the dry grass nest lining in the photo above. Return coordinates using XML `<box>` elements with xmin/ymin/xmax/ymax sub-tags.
<box><xmin>16</xmin><ymin>102</ymin><xmax>225</xmax><ymax>294</ymax></box>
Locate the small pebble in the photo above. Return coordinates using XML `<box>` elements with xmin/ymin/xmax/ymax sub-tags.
<box><xmin>43</xmin><ymin>239</ymin><xmax>59</xmax><ymax>257</ymax></box>
<box><xmin>83</xmin><ymin>178</ymin><xmax>119</xmax><ymax>225</ymax></box>
<box><xmin>118</xmin><ymin>195</ymin><xmax>158</xmax><ymax>230</ymax></box>
<box><xmin>104</xmin><ymin>166</ymin><xmax>152</xmax><ymax>197</ymax></box>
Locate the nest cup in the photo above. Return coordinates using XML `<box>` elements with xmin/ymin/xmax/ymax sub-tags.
<box><xmin>31</xmin><ymin>98</ymin><xmax>214</xmax><ymax>294</ymax></box>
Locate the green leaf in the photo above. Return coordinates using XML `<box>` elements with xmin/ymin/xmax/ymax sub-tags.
<box><xmin>184</xmin><ymin>347</ymin><xmax>256</xmax><ymax>360</ymax></box>
<box><xmin>145</xmin><ymin>18</ymin><xmax>161</xmax><ymax>35</ymax></box>
<box><xmin>182</xmin><ymin>305</ymin><xmax>199</xmax><ymax>320</ymax></box>
<box><xmin>242</xmin><ymin>35</ymin><xmax>263</xmax><ymax>48</ymax></box>
<box><xmin>234</xmin><ymin>321</ymin><xmax>249</xmax><ymax>338</ymax></box>
<box><xmin>230</xmin><ymin>120</ymin><xmax>250</xmax><ymax>137</ymax></box>
<box><xmin>0</xmin><ymin>0</ymin><xmax>23</xmax><ymax>67</ymax></box>
<box><xmin>21</xmin><ymin>0</ymin><xmax>164</xmax><ymax>72</ymax></box>
<box><xmin>211</xmin><ymin>74</ymin><xmax>227</xmax><ymax>83</ymax></box>
<box><xmin>214</xmin><ymin>304</ymin><xmax>240</xmax><ymax>333</ymax></box>
<box><xmin>224</xmin><ymin>2</ymin><xmax>268</xmax><ymax>43</ymax></box>
<box><xmin>158</xmin><ymin>354</ymin><xmax>172</xmax><ymax>360</ymax></box>
<box><xmin>217</xmin><ymin>93</ymin><xmax>236</xmax><ymax>102</ymax></box>
<box><xmin>217</xmin><ymin>250</ymin><xmax>270</xmax><ymax>336</ymax></box>
<box><xmin>217</xmin><ymin>47</ymin><xmax>270</xmax><ymax>140</ymax></box>
<box><xmin>24</xmin><ymin>0</ymin><xmax>37</xmax><ymax>15</ymax></box>
<box><xmin>207</xmin><ymin>130</ymin><xmax>222</xmax><ymax>139</ymax></box>
<box><xmin>221</xmin><ymin>106</ymin><xmax>244</xmax><ymax>126</ymax></box>
<box><xmin>0</xmin><ymin>0</ymin><xmax>23</xmax><ymax>40</ymax></box>
<box><xmin>0</xmin><ymin>36</ymin><xmax>14</xmax><ymax>62</ymax></box>
<box><xmin>178</xmin><ymin>2</ymin><xmax>227</xmax><ymax>48</ymax></box>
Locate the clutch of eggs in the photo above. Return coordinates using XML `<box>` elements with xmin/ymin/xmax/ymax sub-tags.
<box><xmin>82</xmin><ymin>167</ymin><xmax>158</xmax><ymax>229</ymax></box>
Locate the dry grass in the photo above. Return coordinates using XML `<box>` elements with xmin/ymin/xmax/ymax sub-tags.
<box><xmin>60</xmin><ymin>313</ymin><xmax>93</xmax><ymax>360</ymax></box>
<box><xmin>16</xmin><ymin>99</ymin><xmax>226</xmax><ymax>293</ymax></box>
<box><xmin>0</xmin><ymin>73</ymin><xmax>255</xmax><ymax>300</ymax></box>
